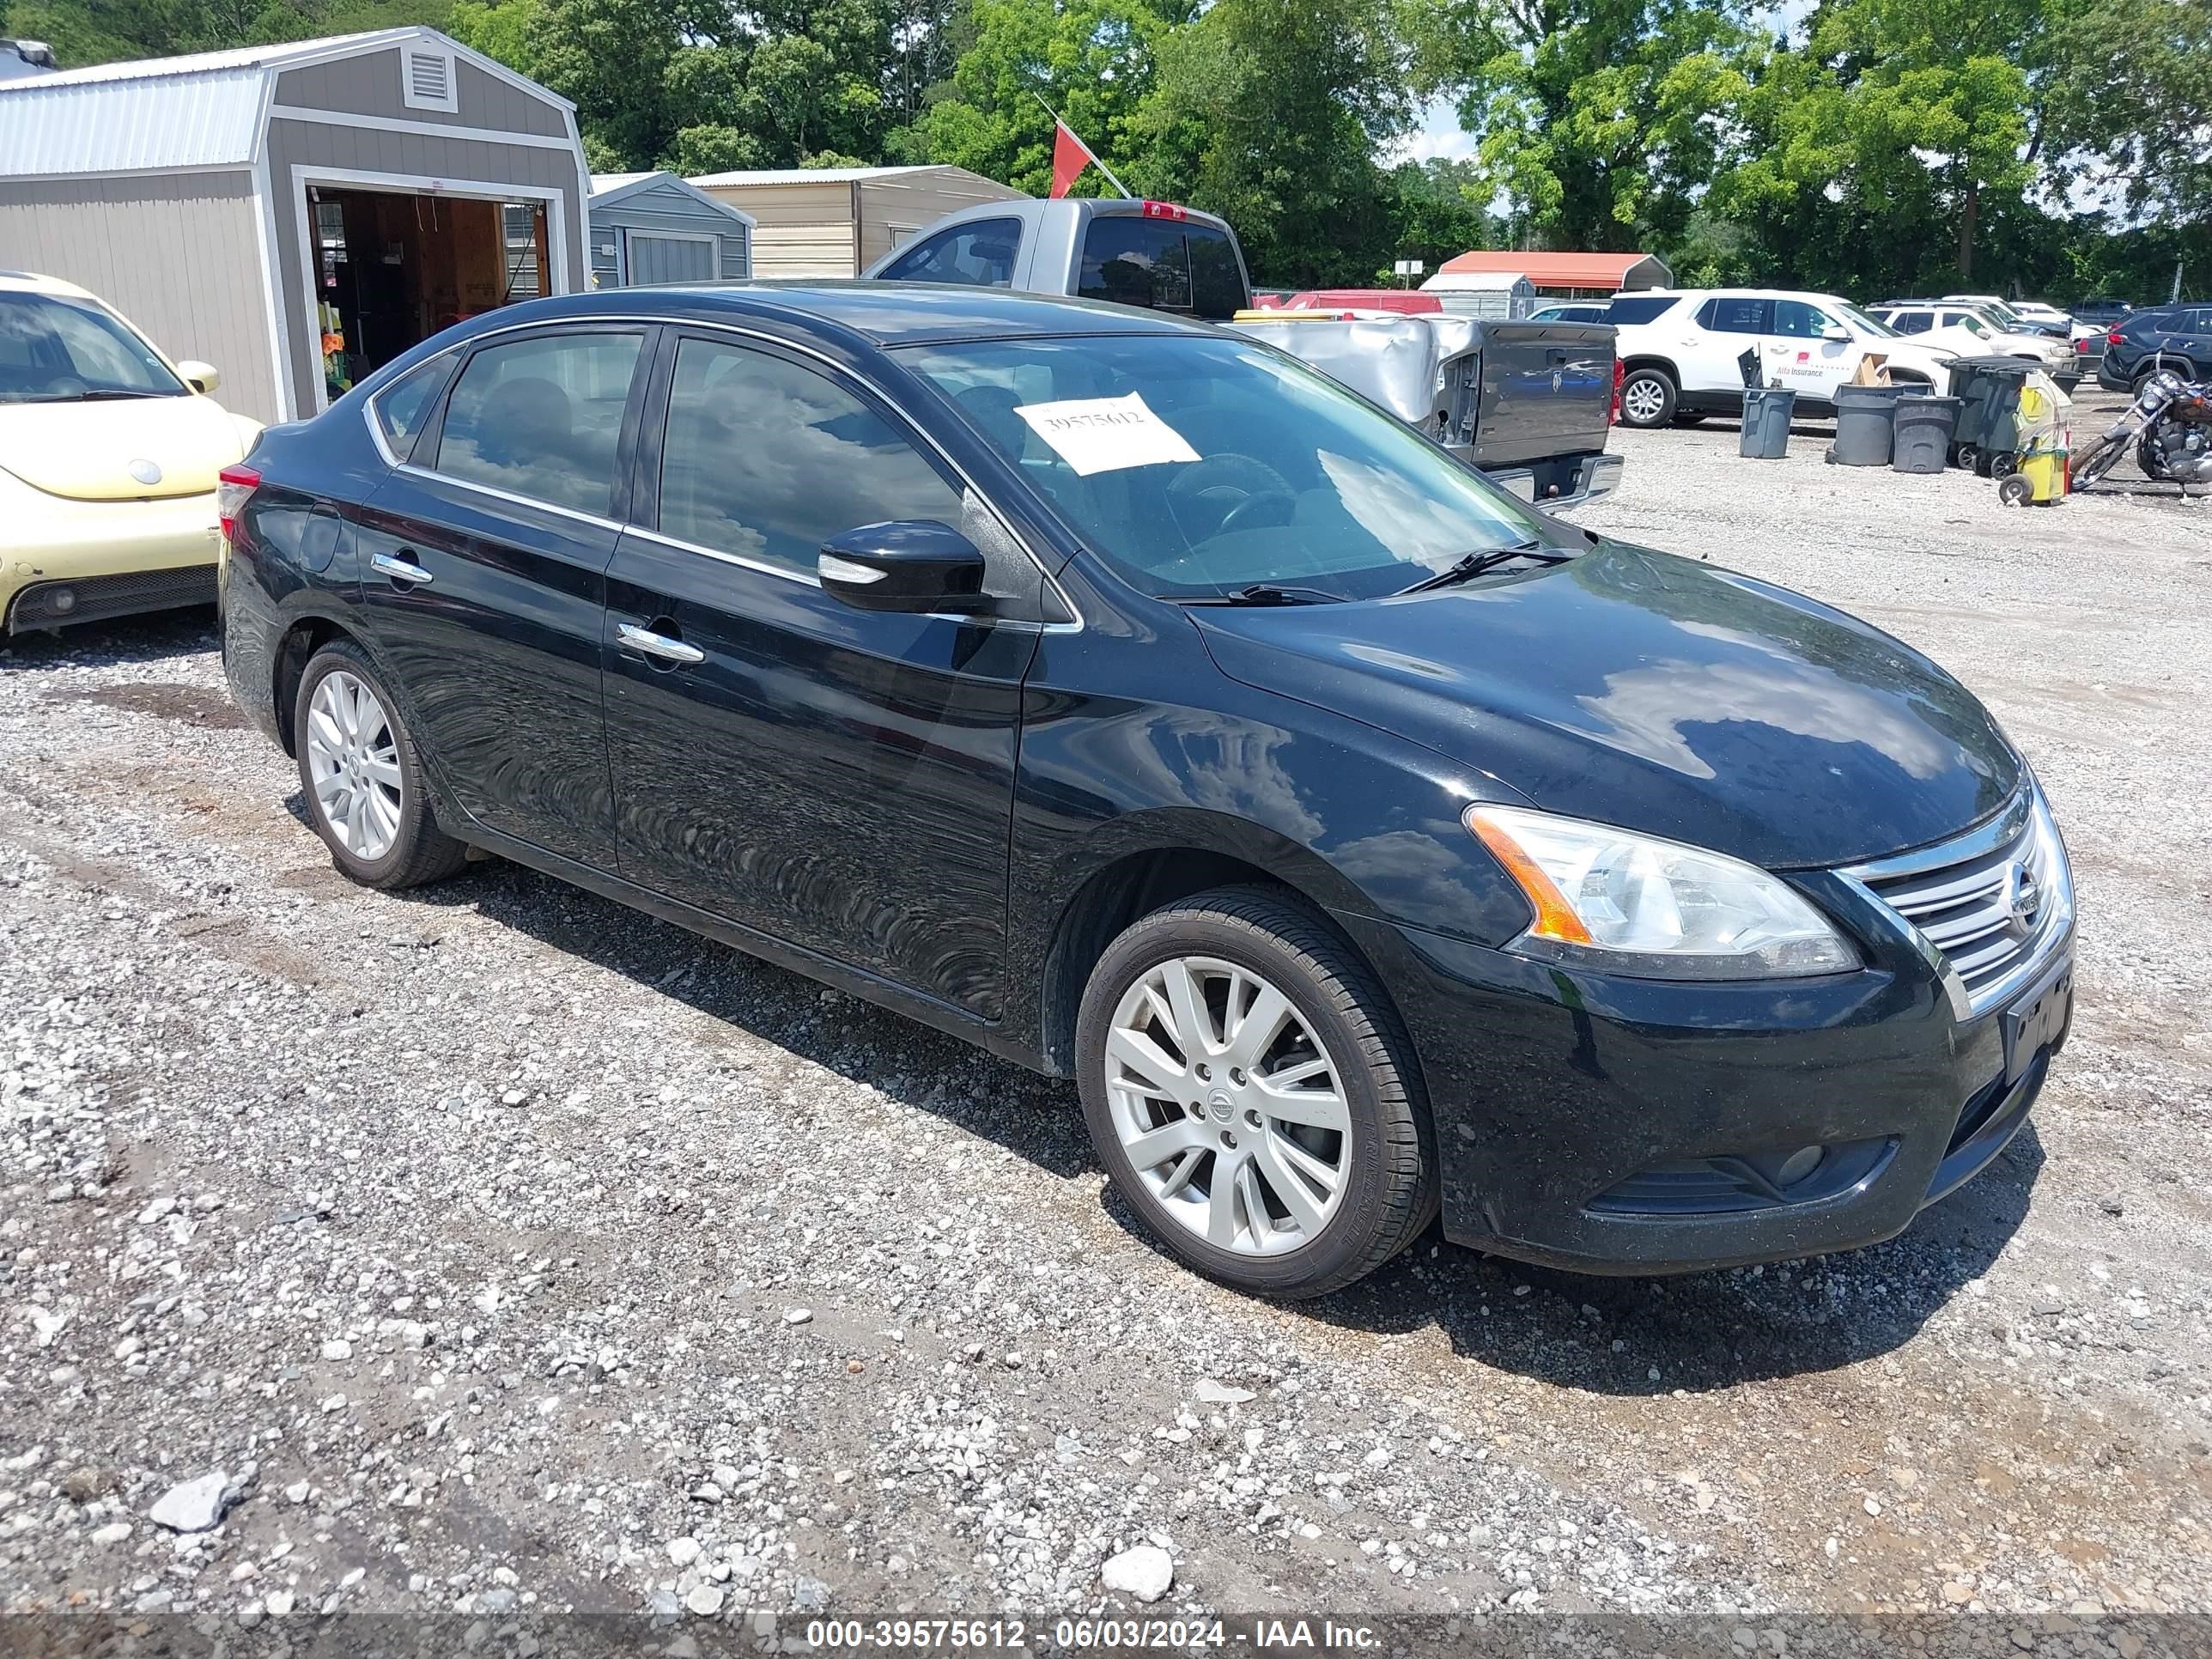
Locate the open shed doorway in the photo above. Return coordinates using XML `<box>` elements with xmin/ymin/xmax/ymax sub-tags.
<box><xmin>310</xmin><ymin>185</ymin><xmax>550</xmax><ymax>404</ymax></box>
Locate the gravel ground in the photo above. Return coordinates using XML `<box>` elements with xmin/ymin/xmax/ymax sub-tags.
<box><xmin>2</xmin><ymin>396</ymin><xmax>2207</xmax><ymax>1645</ymax></box>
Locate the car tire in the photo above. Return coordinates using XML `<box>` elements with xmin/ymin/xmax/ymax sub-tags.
<box><xmin>1618</xmin><ymin>367</ymin><xmax>1677</xmax><ymax>428</ymax></box>
<box><xmin>293</xmin><ymin>639</ymin><xmax>470</xmax><ymax>891</ymax></box>
<box><xmin>1075</xmin><ymin>885</ymin><xmax>1437</xmax><ymax>1300</ymax></box>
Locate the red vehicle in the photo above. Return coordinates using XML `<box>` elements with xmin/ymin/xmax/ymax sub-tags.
<box><xmin>1282</xmin><ymin>289</ymin><xmax>1443</xmax><ymax>316</ymax></box>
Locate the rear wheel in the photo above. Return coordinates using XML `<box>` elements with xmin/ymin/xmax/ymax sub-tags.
<box><xmin>1618</xmin><ymin>368</ymin><xmax>1677</xmax><ymax>428</ymax></box>
<box><xmin>294</xmin><ymin>641</ymin><xmax>469</xmax><ymax>890</ymax></box>
<box><xmin>1076</xmin><ymin>887</ymin><xmax>1435</xmax><ymax>1300</ymax></box>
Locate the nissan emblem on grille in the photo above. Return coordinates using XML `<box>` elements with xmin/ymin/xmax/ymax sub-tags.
<box><xmin>2009</xmin><ymin>863</ymin><xmax>2041</xmax><ymax>934</ymax></box>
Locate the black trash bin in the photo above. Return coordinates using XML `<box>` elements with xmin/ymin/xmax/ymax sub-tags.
<box><xmin>1946</xmin><ymin>356</ymin><xmax>2038</xmax><ymax>474</ymax></box>
<box><xmin>1892</xmin><ymin>396</ymin><xmax>1962</xmax><ymax>474</ymax></box>
<box><xmin>1740</xmin><ymin>387</ymin><xmax>1796</xmax><ymax>458</ymax></box>
<box><xmin>1827</xmin><ymin>383</ymin><xmax>1914</xmax><ymax>465</ymax></box>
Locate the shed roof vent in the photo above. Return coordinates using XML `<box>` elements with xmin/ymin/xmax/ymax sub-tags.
<box><xmin>401</xmin><ymin>46</ymin><xmax>457</xmax><ymax>112</ymax></box>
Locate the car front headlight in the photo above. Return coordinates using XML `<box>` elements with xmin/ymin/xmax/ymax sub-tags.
<box><xmin>1465</xmin><ymin>805</ymin><xmax>1860</xmax><ymax>980</ymax></box>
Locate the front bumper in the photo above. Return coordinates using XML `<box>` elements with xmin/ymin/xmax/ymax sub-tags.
<box><xmin>3</xmin><ymin>489</ymin><xmax>223</xmax><ymax>633</ymax></box>
<box><xmin>1484</xmin><ymin>450</ymin><xmax>1625</xmax><ymax>510</ymax></box>
<box><xmin>1334</xmin><ymin>867</ymin><xmax>2071</xmax><ymax>1276</ymax></box>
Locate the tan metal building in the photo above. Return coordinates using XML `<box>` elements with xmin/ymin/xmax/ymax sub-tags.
<box><xmin>688</xmin><ymin>165</ymin><xmax>1026</xmax><ymax>280</ymax></box>
<box><xmin>0</xmin><ymin>27</ymin><xmax>590</xmax><ymax>424</ymax></box>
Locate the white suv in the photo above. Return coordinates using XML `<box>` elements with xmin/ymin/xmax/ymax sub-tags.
<box><xmin>1607</xmin><ymin>289</ymin><xmax>1959</xmax><ymax>428</ymax></box>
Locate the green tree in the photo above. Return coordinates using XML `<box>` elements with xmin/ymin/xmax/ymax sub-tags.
<box><xmin>2044</xmin><ymin>0</ymin><xmax>2210</xmax><ymax>233</ymax></box>
<box><xmin>1401</xmin><ymin>0</ymin><xmax>1759</xmax><ymax>251</ymax></box>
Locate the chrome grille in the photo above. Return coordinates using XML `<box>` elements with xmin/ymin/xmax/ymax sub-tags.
<box><xmin>1842</xmin><ymin>787</ymin><xmax>2072</xmax><ymax>1015</ymax></box>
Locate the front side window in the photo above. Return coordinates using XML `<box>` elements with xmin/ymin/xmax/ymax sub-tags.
<box><xmin>372</xmin><ymin>354</ymin><xmax>455</xmax><ymax>459</ymax></box>
<box><xmin>657</xmin><ymin>337</ymin><xmax>964</xmax><ymax>576</ymax></box>
<box><xmin>1079</xmin><ymin>219</ymin><xmax>1194</xmax><ymax>313</ymax></box>
<box><xmin>1772</xmin><ymin>300</ymin><xmax>1834</xmax><ymax>338</ymax></box>
<box><xmin>434</xmin><ymin>331</ymin><xmax>644</xmax><ymax>516</ymax></box>
<box><xmin>905</xmin><ymin>334</ymin><xmax>1547</xmax><ymax>604</ymax></box>
<box><xmin>883</xmin><ymin>219</ymin><xmax>1023</xmax><ymax>287</ymax></box>
<box><xmin>1698</xmin><ymin>296</ymin><xmax>1768</xmax><ymax>334</ymax></box>
<box><xmin>0</xmin><ymin>291</ymin><xmax>185</xmax><ymax>404</ymax></box>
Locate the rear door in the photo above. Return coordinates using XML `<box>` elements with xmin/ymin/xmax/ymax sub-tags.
<box><xmin>601</xmin><ymin>329</ymin><xmax>1041</xmax><ymax>1017</ymax></box>
<box><xmin>1764</xmin><ymin>298</ymin><xmax>1856</xmax><ymax>402</ymax></box>
<box><xmin>357</xmin><ymin>324</ymin><xmax>650</xmax><ymax>869</ymax></box>
<box><xmin>1683</xmin><ymin>295</ymin><xmax>1769</xmax><ymax>393</ymax></box>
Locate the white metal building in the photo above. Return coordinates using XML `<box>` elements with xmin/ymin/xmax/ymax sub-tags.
<box><xmin>0</xmin><ymin>28</ymin><xmax>591</xmax><ymax>424</ymax></box>
<box><xmin>1419</xmin><ymin>270</ymin><xmax>1539</xmax><ymax>319</ymax></box>
<box><xmin>588</xmin><ymin>173</ymin><xmax>753</xmax><ymax>288</ymax></box>
<box><xmin>689</xmin><ymin>165</ymin><xmax>1026</xmax><ymax>280</ymax></box>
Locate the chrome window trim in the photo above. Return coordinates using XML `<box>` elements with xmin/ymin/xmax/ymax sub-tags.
<box><xmin>370</xmin><ymin>310</ymin><xmax>1081</xmax><ymax>632</ymax></box>
<box><xmin>362</xmin><ymin>346</ymin><xmax>463</xmax><ymax>471</ymax></box>
<box><xmin>394</xmin><ymin>462</ymin><xmax>627</xmax><ymax>535</ymax></box>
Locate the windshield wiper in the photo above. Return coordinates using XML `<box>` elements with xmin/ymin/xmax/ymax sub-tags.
<box><xmin>74</xmin><ymin>389</ymin><xmax>173</xmax><ymax>401</ymax></box>
<box><xmin>1395</xmin><ymin>539</ymin><xmax>1569</xmax><ymax>594</ymax></box>
<box><xmin>1176</xmin><ymin>583</ymin><xmax>1346</xmax><ymax>607</ymax></box>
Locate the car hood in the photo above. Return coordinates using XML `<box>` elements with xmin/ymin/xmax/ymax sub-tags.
<box><xmin>1191</xmin><ymin>541</ymin><xmax>2022</xmax><ymax>869</ymax></box>
<box><xmin>0</xmin><ymin>394</ymin><xmax>250</xmax><ymax>501</ymax></box>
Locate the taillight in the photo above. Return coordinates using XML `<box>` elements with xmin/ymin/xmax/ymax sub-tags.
<box><xmin>216</xmin><ymin>465</ymin><xmax>260</xmax><ymax>542</ymax></box>
<box><xmin>2106</xmin><ymin>328</ymin><xmax>2124</xmax><ymax>348</ymax></box>
<box><xmin>1610</xmin><ymin>358</ymin><xmax>1625</xmax><ymax>427</ymax></box>
<box><xmin>1139</xmin><ymin>200</ymin><xmax>1188</xmax><ymax>221</ymax></box>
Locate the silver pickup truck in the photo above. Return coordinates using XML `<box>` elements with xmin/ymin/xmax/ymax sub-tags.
<box><xmin>862</xmin><ymin>197</ymin><xmax>1622</xmax><ymax>507</ymax></box>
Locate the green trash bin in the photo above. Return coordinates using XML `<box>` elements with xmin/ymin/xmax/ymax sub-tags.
<box><xmin>1945</xmin><ymin>356</ymin><xmax>2038</xmax><ymax>475</ymax></box>
<box><xmin>1740</xmin><ymin>387</ymin><xmax>1796</xmax><ymax>459</ymax></box>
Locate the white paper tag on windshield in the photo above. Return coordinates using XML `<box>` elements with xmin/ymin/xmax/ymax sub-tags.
<box><xmin>1012</xmin><ymin>392</ymin><xmax>1200</xmax><ymax>477</ymax></box>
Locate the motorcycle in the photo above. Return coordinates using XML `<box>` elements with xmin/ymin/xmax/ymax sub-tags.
<box><xmin>2075</xmin><ymin>363</ymin><xmax>2212</xmax><ymax>488</ymax></box>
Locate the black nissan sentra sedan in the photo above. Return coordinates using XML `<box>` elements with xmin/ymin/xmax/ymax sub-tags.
<box><xmin>218</xmin><ymin>285</ymin><xmax>2075</xmax><ymax>1299</ymax></box>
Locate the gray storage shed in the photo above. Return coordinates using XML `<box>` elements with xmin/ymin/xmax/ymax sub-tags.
<box><xmin>0</xmin><ymin>27</ymin><xmax>590</xmax><ymax>424</ymax></box>
<box><xmin>589</xmin><ymin>173</ymin><xmax>752</xmax><ymax>288</ymax></box>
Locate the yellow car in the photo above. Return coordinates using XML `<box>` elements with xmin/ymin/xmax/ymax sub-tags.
<box><xmin>2</xmin><ymin>271</ymin><xmax>261</xmax><ymax>635</ymax></box>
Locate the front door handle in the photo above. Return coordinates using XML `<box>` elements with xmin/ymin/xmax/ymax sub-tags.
<box><xmin>370</xmin><ymin>550</ymin><xmax>434</xmax><ymax>586</ymax></box>
<box><xmin>617</xmin><ymin>621</ymin><xmax>705</xmax><ymax>665</ymax></box>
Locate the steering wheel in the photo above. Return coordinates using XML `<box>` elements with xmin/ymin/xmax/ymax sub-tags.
<box><xmin>1166</xmin><ymin>455</ymin><xmax>1297</xmax><ymax>541</ymax></box>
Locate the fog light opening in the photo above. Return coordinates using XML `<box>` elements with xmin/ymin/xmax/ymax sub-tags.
<box><xmin>49</xmin><ymin>586</ymin><xmax>76</xmax><ymax>615</ymax></box>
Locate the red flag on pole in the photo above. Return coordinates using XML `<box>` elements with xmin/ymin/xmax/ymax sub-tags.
<box><xmin>1049</xmin><ymin>119</ymin><xmax>1097</xmax><ymax>199</ymax></box>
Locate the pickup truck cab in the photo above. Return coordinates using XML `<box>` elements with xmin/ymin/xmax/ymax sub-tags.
<box><xmin>869</xmin><ymin>198</ymin><xmax>1623</xmax><ymax>507</ymax></box>
<box><xmin>1610</xmin><ymin>289</ymin><xmax>1957</xmax><ymax>427</ymax></box>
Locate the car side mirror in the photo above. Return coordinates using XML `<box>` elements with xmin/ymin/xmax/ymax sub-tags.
<box><xmin>1821</xmin><ymin>325</ymin><xmax>1850</xmax><ymax>343</ymax></box>
<box><xmin>176</xmin><ymin>359</ymin><xmax>221</xmax><ymax>395</ymax></box>
<box><xmin>818</xmin><ymin>520</ymin><xmax>990</xmax><ymax>614</ymax></box>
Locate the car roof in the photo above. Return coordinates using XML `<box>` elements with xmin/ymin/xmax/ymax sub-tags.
<box><xmin>453</xmin><ymin>281</ymin><xmax>1214</xmax><ymax>349</ymax></box>
<box><xmin>0</xmin><ymin>269</ymin><xmax>94</xmax><ymax>300</ymax></box>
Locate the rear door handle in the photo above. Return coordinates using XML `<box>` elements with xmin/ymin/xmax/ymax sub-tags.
<box><xmin>369</xmin><ymin>550</ymin><xmax>433</xmax><ymax>586</ymax></box>
<box><xmin>617</xmin><ymin>621</ymin><xmax>705</xmax><ymax>665</ymax></box>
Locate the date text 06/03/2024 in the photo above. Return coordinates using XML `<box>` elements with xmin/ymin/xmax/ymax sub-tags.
<box><xmin>803</xmin><ymin>1619</ymin><xmax>1382</xmax><ymax>1650</ymax></box>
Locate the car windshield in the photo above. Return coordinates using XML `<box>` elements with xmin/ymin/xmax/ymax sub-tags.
<box><xmin>1835</xmin><ymin>301</ymin><xmax>1896</xmax><ymax>338</ymax></box>
<box><xmin>903</xmin><ymin>334</ymin><xmax>1552</xmax><ymax>603</ymax></box>
<box><xmin>0</xmin><ymin>291</ymin><xmax>186</xmax><ymax>404</ymax></box>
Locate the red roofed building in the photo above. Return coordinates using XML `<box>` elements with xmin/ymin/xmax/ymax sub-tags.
<box><xmin>1429</xmin><ymin>250</ymin><xmax>1673</xmax><ymax>298</ymax></box>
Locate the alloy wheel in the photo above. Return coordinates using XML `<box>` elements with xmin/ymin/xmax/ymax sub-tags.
<box><xmin>1622</xmin><ymin>378</ymin><xmax>1667</xmax><ymax>423</ymax></box>
<box><xmin>1103</xmin><ymin>956</ymin><xmax>1352</xmax><ymax>1255</ymax></box>
<box><xmin>306</xmin><ymin>669</ymin><xmax>403</xmax><ymax>861</ymax></box>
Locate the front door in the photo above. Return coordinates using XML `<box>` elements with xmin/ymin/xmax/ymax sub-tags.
<box><xmin>356</xmin><ymin>324</ymin><xmax>650</xmax><ymax>868</ymax></box>
<box><xmin>1764</xmin><ymin>298</ymin><xmax>1858</xmax><ymax>403</ymax></box>
<box><xmin>603</xmin><ymin>331</ymin><xmax>1038</xmax><ymax>1018</ymax></box>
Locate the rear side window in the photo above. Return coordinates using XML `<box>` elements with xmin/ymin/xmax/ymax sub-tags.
<box><xmin>1080</xmin><ymin>218</ymin><xmax>1194</xmax><ymax>313</ymax></box>
<box><xmin>371</xmin><ymin>355</ymin><xmax>453</xmax><ymax>459</ymax></box>
<box><xmin>882</xmin><ymin>219</ymin><xmax>1023</xmax><ymax>287</ymax></box>
<box><xmin>433</xmin><ymin>331</ymin><xmax>644</xmax><ymax>517</ymax></box>
<box><xmin>1606</xmin><ymin>295</ymin><xmax>1678</xmax><ymax>325</ymax></box>
<box><xmin>1887</xmin><ymin>311</ymin><xmax>1932</xmax><ymax>334</ymax></box>
<box><xmin>1697</xmin><ymin>296</ymin><xmax>1769</xmax><ymax>334</ymax></box>
<box><xmin>656</xmin><ymin>337</ymin><xmax>964</xmax><ymax>577</ymax></box>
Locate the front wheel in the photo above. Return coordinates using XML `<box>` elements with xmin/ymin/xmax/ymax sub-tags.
<box><xmin>1618</xmin><ymin>368</ymin><xmax>1678</xmax><ymax>428</ymax></box>
<box><xmin>2072</xmin><ymin>433</ymin><xmax>2129</xmax><ymax>488</ymax></box>
<box><xmin>1076</xmin><ymin>887</ymin><xmax>1436</xmax><ymax>1300</ymax></box>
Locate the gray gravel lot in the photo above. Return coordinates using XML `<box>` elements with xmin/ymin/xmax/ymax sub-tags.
<box><xmin>2</xmin><ymin>399</ymin><xmax>2207</xmax><ymax>1638</ymax></box>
